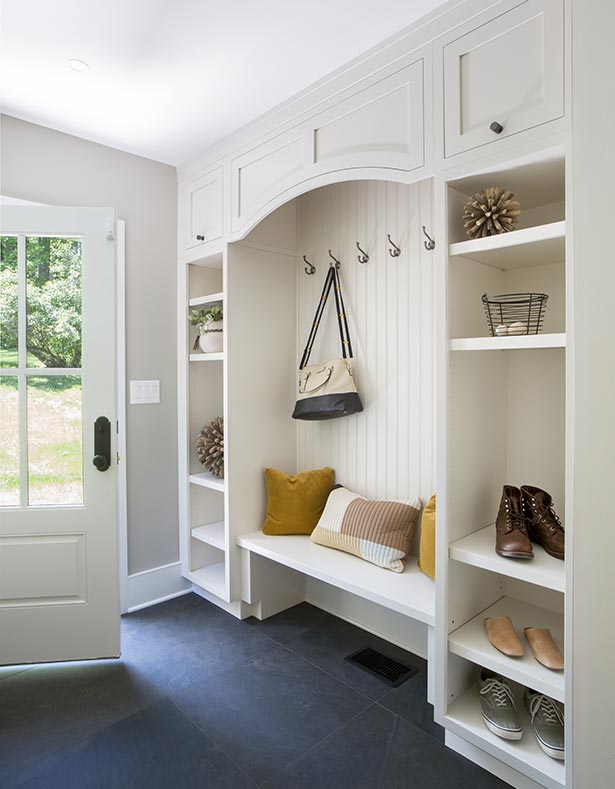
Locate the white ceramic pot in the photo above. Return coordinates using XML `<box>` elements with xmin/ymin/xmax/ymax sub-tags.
<box><xmin>198</xmin><ymin>320</ymin><xmax>223</xmax><ymax>353</ymax></box>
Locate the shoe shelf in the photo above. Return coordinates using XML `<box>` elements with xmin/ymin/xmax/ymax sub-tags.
<box><xmin>186</xmin><ymin>562</ymin><xmax>226</xmax><ymax>597</ymax></box>
<box><xmin>450</xmin><ymin>333</ymin><xmax>565</xmax><ymax>351</ymax></box>
<box><xmin>445</xmin><ymin>684</ymin><xmax>565</xmax><ymax>789</ymax></box>
<box><xmin>450</xmin><ymin>525</ymin><xmax>565</xmax><ymax>593</ymax></box>
<box><xmin>188</xmin><ymin>291</ymin><xmax>224</xmax><ymax>308</ymax></box>
<box><xmin>189</xmin><ymin>471</ymin><xmax>225</xmax><ymax>492</ymax></box>
<box><xmin>448</xmin><ymin>597</ymin><xmax>564</xmax><ymax>702</ymax></box>
<box><xmin>192</xmin><ymin>521</ymin><xmax>226</xmax><ymax>550</ymax></box>
<box><xmin>449</xmin><ymin>221</ymin><xmax>565</xmax><ymax>270</ymax></box>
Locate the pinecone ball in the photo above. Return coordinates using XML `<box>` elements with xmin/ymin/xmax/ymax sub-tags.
<box><xmin>196</xmin><ymin>416</ymin><xmax>224</xmax><ymax>478</ymax></box>
<box><xmin>463</xmin><ymin>187</ymin><xmax>521</xmax><ymax>239</ymax></box>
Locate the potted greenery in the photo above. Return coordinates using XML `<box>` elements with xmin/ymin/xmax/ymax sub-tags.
<box><xmin>189</xmin><ymin>305</ymin><xmax>223</xmax><ymax>353</ymax></box>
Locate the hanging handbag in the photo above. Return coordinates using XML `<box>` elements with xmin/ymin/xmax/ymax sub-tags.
<box><xmin>292</xmin><ymin>263</ymin><xmax>363</xmax><ymax>421</ymax></box>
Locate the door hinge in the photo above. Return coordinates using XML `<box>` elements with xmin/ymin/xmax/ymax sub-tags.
<box><xmin>105</xmin><ymin>218</ymin><xmax>115</xmax><ymax>241</ymax></box>
<box><xmin>116</xmin><ymin>451</ymin><xmax>121</xmax><ymax>465</ymax></box>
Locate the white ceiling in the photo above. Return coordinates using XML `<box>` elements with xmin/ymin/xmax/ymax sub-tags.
<box><xmin>0</xmin><ymin>0</ymin><xmax>446</xmax><ymax>166</ymax></box>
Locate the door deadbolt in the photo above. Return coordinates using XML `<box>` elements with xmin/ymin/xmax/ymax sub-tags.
<box><xmin>93</xmin><ymin>416</ymin><xmax>111</xmax><ymax>471</ymax></box>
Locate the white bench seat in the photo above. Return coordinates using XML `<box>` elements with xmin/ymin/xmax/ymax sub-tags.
<box><xmin>237</xmin><ymin>531</ymin><xmax>435</xmax><ymax>626</ymax></box>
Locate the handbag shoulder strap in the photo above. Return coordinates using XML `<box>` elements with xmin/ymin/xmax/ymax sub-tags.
<box><xmin>299</xmin><ymin>264</ymin><xmax>353</xmax><ymax>369</ymax></box>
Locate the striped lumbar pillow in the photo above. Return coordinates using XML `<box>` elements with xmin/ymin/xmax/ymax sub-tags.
<box><xmin>310</xmin><ymin>487</ymin><xmax>421</xmax><ymax>572</ymax></box>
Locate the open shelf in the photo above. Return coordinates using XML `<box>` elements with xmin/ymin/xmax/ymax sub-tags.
<box><xmin>450</xmin><ymin>525</ymin><xmax>565</xmax><ymax>593</ymax></box>
<box><xmin>189</xmin><ymin>291</ymin><xmax>224</xmax><ymax>307</ymax></box>
<box><xmin>187</xmin><ymin>562</ymin><xmax>226</xmax><ymax>597</ymax></box>
<box><xmin>449</xmin><ymin>221</ymin><xmax>565</xmax><ymax>270</ymax></box>
<box><xmin>450</xmin><ymin>333</ymin><xmax>565</xmax><ymax>351</ymax></box>
<box><xmin>445</xmin><ymin>685</ymin><xmax>565</xmax><ymax>789</ymax></box>
<box><xmin>189</xmin><ymin>352</ymin><xmax>225</xmax><ymax>362</ymax></box>
<box><xmin>189</xmin><ymin>472</ymin><xmax>225</xmax><ymax>492</ymax></box>
<box><xmin>192</xmin><ymin>521</ymin><xmax>226</xmax><ymax>550</ymax></box>
<box><xmin>449</xmin><ymin>596</ymin><xmax>564</xmax><ymax>702</ymax></box>
<box><xmin>237</xmin><ymin>532</ymin><xmax>435</xmax><ymax>625</ymax></box>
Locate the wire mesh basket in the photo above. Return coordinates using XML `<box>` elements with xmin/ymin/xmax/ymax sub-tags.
<box><xmin>482</xmin><ymin>292</ymin><xmax>549</xmax><ymax>336</ymax></box>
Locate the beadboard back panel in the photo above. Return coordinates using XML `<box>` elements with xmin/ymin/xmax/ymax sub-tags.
<box><xmin>296</xmin><ymin>180</ymin><xmax>435</xmax><ymax>544</ymax></box>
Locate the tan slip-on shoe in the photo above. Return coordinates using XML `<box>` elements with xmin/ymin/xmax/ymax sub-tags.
<box><xmin>484</xmin><ymin>616</ymin><xmax>525</xmax><ymax>657</ymax></box>
<box><xmin>524</xmin><ymin>627</ymin><xmax>564</xmax><ymax>670</ymax></box>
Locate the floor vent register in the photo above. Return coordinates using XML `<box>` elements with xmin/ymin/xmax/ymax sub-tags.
<box><xmin>345</xmin><ymin>647</ymin><xmax>419</xmax><ymax>687</ymax></box>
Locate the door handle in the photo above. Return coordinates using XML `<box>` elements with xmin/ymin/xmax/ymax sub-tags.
<box><xmin>93</xmin><ymin>416</ymin><xmax>111</xmax><ymax>471</ymax></box>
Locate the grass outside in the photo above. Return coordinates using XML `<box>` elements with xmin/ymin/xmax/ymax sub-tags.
<box><xmin>0</xmin><ymin>367</ymin><xmax>83</xmax><ymax>507</ymax></box>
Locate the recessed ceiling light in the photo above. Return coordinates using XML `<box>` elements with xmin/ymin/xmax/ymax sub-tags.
<box><xmin>66</xmin><ymin>59</ymin><xmax>89</xmax><ymax>73</ymax></box>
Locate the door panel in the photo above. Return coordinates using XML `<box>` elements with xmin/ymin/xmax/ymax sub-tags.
<box><xmin>0</xmin><ymin>206</ymin><xmax>118</xmax><ymax>665</ymax></box>
<box><xmin>181</xmin><ymin>167</ymin><xmax>224</xmax><ymax>256</ymax></box>
<box><xmin>312</xmin><ymin>60</ymin><xmax>425</xmax><ymax>173</ymax></box>
<box><xmin>442</xmin><ymin>0</ymin><xmax>564</xmax><ymax>157</ymax></box>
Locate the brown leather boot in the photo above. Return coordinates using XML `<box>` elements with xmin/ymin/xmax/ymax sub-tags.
<box><xmin>520</xmin><ymin>486</ymin><xmax>565</xmax><ymax>560</ymax></box>
<box><xmin>495</xmin><ymin>485</ymin><xmax>534</xmax><ymax>559</ymax></box>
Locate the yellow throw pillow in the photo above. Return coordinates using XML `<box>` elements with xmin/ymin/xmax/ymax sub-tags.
<box><xmin>263</xmin><ymin>467</ymin><xmax>335</xmax><ymax>535</ymax></box>
<box><xmin>418</xmin><ymin>494</ymin><xmax>436</xmax><ymax>580</ymax></box>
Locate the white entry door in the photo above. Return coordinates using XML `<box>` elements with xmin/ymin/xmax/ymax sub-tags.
<box><xmin>0</xmin><ymin>206</ymin><xmax>119</xmax><ymax>664</ymax></box>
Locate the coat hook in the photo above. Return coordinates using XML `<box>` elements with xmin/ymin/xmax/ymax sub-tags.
<box><xmin>328</xmin><ymin>249</ymin><xmax>341</xmax><ymax>269</ymax></box>
<box><xmin>422</xmin><ymin>226</ymin><xmax>436</xmax><ymax>251</ymax></box>
<box><xmin>356</xmin><ymin>241</ymin><xmax>369</xmax><ymax>264</ymax></box>
<box><xmin>303</xmin><ymin>255</ymin><xmax>316</xmax><ymax>275</ymax></box>
<box><xmin>387</xmin><ymin>234</ymin><xmax>401</xmax><ymax>258</ymax></box>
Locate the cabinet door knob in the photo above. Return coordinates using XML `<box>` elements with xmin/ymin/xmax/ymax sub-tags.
<box><xmin>196</xmin><ymin>234</ymin><xmax>205</xmax><ymax>241</ymax></box>
<box><xmin>490</xmin><ymin>121</ymin><xmax>504</xmax><ymax>134</ymax></box>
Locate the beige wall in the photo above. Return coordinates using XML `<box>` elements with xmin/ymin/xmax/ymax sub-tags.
<box><xmin>1</xmin><ymin>114</ymin><xmax>178</xmax><ymax>575</ymax></box>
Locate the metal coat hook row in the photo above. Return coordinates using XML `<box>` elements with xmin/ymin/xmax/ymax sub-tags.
<box><xmin>303</xmin><ymin>255</ymin><xmax>316</xmax><ymax>275</ymax></box>
<box><xmin>328</xmin><ymin>249</ymin><xmax>341</xmax><ymax>269</ymax></box>
<box><xmin>356</xmin><ymin>241</ymin><xmax>369</xmax><ymax>264</ymax></box>
<box><xmin>387</xmin><ymin>234</ymin><xmax>401</xmax><ymax>258</ymax></box>
<box><xmin>422</xmin><ymin>226</ymin><xmax>436</xmax><ymax>251</ymax></box>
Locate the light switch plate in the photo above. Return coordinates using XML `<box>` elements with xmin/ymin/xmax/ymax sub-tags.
<box><xmin>130</xmin><ymin>380</ymin><xmax>160</xmax><ymax>405</ymax></box>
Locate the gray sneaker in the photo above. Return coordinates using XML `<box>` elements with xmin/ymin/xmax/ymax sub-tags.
<box><xmin>524</xmin><ymin>688</ymin><xmax>565</xmax><ymax>760</ymax></box>
<box><xmin>478</xmin><ymin>668</ymin><xmax>522</xmax><ymax>740</ymax></box>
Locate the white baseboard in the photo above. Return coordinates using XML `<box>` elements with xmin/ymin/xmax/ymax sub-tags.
<box><xmin>126</xmin><ymin>561</ymin><xmax>191</xmax><ymax>613</ymax></box>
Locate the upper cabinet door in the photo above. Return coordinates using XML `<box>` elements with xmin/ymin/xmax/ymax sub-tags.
<box><xmin>441</xmin><ymin>0</ymin><xmax>564</xmax><ymax>159</ymax></box>
<box><xmin>180</xmin><ymin>166</ymin><xmax>223</xmax><ymax>257</ymax></box>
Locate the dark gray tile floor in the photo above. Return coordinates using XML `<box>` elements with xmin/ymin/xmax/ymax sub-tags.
<box><xmin>0</xmin><ymin>594</ymin><xmax>510</xmax><ymax>788</ymax></box>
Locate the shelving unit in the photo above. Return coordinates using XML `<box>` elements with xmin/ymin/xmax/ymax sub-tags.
<box><xmin>189</xmin><ymin>352</ymin><xmax>225</xmax><ymax>362</ymax></box>
<box><xmin>449</xmin><ymin>220</ymin><xmax>565</xmax><ymax>269</ymax></box>
<box><xmin>189</xmin><ymin>291</ymin><xmax>224</xmax><ymax>307</ymax></box>
<box><xmin>192</xmin><ymin>521</ymin><xmax>226</xmax><ymax>550</ymax></box>
<box><xmin>437</xmin><ymin>149</ymin><xmax>569</xmax><ymax>788</ymax></box>
<box><xmin>450</xmin><ymin>525</ymin><xmax>565</xmax><ymax>592</ymax></box>
<box><xmin>449</xmin><ymin>596</ymin><xmax>564</xmax><ymax>702</ymax></box>
<box><xmin>445</xmin><ymin>685</ymin><xmax>565</xmax><ymax>789</ymax></box>
<box><xmin>187</xmin><ymin>562</ymin><xmax>226</xmax><ymax>597</ymax></box>
<box><xmin>450</xmin><ymin>333</ymin><xmax>565</xmax><ymax>351</ymax></box>
<box><xmin>178</xmin><ymin>250</ymin><xmax>230</xmax><ymax>603</ymax></box>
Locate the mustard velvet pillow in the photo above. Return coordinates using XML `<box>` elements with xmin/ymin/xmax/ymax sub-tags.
<box><xmin>418</xmin><ymin>494</ymin><xmax>436</xmax><ymax>580</ymax></box>
<box><xmin>263</xmin><ymin>467</ymin><xmax>335</xmax><ymax>535</ymax></box>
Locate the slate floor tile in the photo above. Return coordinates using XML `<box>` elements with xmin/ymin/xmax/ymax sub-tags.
<box><xmin>120</xmin><ymin>592</ymin><xmax>205</xmax><ymax>634</ymax></box>
<box><xmin>3</xmin><ymin>698</ymin><xmax>256</xmax><ymax>789</ymax></box>
<box><xmin>264</xmin><ymin>703</ymin><xmax>510</xmax><ymax>789</ymax></box>
<box><xmin>379</xmin><ymin>670</ymin><xmax>444</xmax><ymax>742</ymax></box>
<box><xmin>0</xmin><ymin>661</ymin><xmax>160</xmax><ymax>780</ymax></box>
<box><xmin>173</xmin><ymin>642</ymin><xmax>371</xmax><ymax>785</ymax></box>
<box><xmin>283</xmin><ymin>616</ymin><xmax>426</xmax><ymax>701</ymax></box>
<box><xmin>244</xmin><ymin>602</ymin><xmax>333</xmax><ymax>644</ymax></box>
<box><xmin>121</xmin><ymin>598</ymin><xmax>275</xmax><ymax>693</ymax></box>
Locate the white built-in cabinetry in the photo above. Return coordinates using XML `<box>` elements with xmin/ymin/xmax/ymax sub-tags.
<box><xmin>436</xmin><ymin>149</ymin><xmax>569</xmax><ymax>789</ymax></box>
<box><xmin>175</xmin><ymin>0</ymin><xmax>586</xmax><ymax>786</ymax></box>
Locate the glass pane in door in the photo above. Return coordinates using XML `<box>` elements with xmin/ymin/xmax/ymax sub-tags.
<box><xmin>26</xmin><ymin>237</ymin><xmax>82</xmax><ymax>368</ymax></box>
<box><xmin>27</xmin><ymin>375</ymin><xmax>83</xmax><ymax>506</ymax></box>
<box><xmin>0</xmin><ymin>236</ymin><xmax>18</xmax><ymax>367</ymax></box>
<box><xmin>0</xmin><ymin>376</ymin><xmax>19</xmax><ymax>506</ymax></box>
